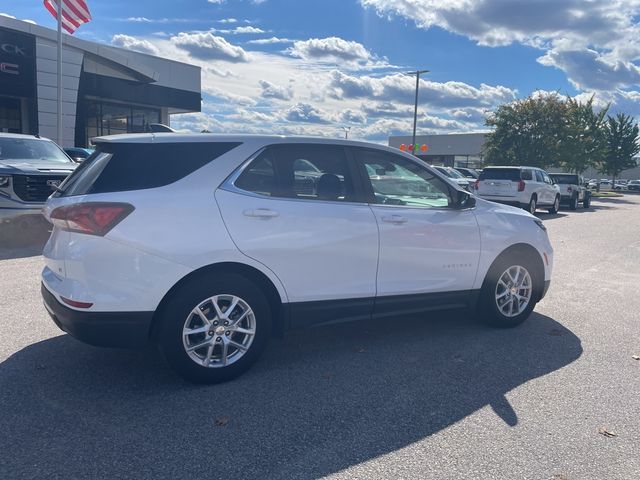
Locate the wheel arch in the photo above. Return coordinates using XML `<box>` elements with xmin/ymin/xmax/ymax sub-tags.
<box><xmin>150</xmin><ymin>262</ymin><xmax>287</xmax><ymax>340</ymax></box>
<box><xmin>483</xmin><ymin>243</ymin><xmax>546</xmax><ymax>302</ymax></box>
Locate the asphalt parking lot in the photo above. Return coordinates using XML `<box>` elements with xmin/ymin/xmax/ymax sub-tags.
<box><xmin>1</xmin><ymin>196</ymin><xmax>639</xmax><ymax>480</ymax></box>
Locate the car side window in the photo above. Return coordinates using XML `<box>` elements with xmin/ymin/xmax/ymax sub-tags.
<box><xmin>353</xmin><ymin>148</ymin><xmax>452</xmax><ymax>208</ymax></box>
<box><xmin>235</xmin><ymin>150</ymin><xmax>277</xmax><ymax>196</ymax></box>
<box><xmin>535</xmin><ymin>170</ymin><xmax>545</xmax><ymax>183</ymax></box>
<box><xmin>542</xmin><ymin>172</ymin><xmax>552</xmax><ymax>184</ymax></box>
<box><xmin>521</xmin><ymin>169</ymin><xmax>533</xmax><ymax>181</ymax></box>
<box><xmin>235</xmin><ymin>144</ymin><xmax>356</xmax><ymax>202</ymax></box>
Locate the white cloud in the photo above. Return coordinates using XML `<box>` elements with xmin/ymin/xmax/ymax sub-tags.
<box><xmin>219</xmin><ymin>18</ymin><xmax>238</xmax><ymax>24</ymax></box>
<box><xmin>285</xmin><ymin>103</ymin><xmax>332</xmax><ymax>124</ymax></box>
<box><xmin>111</xmin><ymin>34</ymin><xmax>159</xmax><ymax>55</ymax></box>
<box><xmin>233</xmin><ymin>26</ymin><xmax>265</xmax><ymax>34</ymax></box>
<box><xmin>171</xmin><ymin>32</ymin><xmax>250</xmax><ymax>62</ymax></box>
<box><xmin>288</xmin><ymin>37</ymin><xmax>377</xmax><ymax>64</ymax></box>
<box><xmin>207</xmin><ymin>0</ymin><xmax>226</xmax><ymax>4</ymax></box>
<box><xmin>259</xmin><ymin>80</ymin><xmax>294</xmax><ymax>100</ymax></box>
<box><xmin>247</xmin><ymin>36</ymin><xmax>294</xmax><ymax>45</ymax></box>
<box><xmin>538</xmin><ymin>46</ymin><xmax>640</xmax><ymax>90</ymax></box>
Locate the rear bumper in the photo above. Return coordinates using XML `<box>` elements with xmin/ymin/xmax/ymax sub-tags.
<box><xmin>0</xmin><ymin>207</ymin><xmax>44</xmax><ymax>223</ymax></box>
<box><xmin>41</xmin><ymin>283</ymin><xmax>153</xmax><ymax>348</ymax></box>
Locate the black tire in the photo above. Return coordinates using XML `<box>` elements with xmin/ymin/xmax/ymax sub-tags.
<box><xmin>548</xmin><ymin>195</ymin><xmax>560</xmax><ymax>214</ymax></box>
<box><xmin>157</xmin><ymin>273</ymin><xmax>272</xmax><ymax>384</ymax></box>
<box><xmin>569</xmin><ymin>194</ymin><xmax>578</xmax><ymax>211</ymax></box>
<box><xmin>583</xmin><ymin>193</ymin><xmax>591</xmax><ymax>208</ymax></box>
<box><xmin>478</xmin><ymin>253</ymin><xmax>540</xmax><ymax>328</ymax></box>
<box><xmin>526</xmin><ymin>196</ymin><xmax>537</xmax><ymax>215</ymax></box>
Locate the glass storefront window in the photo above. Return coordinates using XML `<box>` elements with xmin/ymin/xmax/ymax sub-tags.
<box><xmin>83</xmin><ymin>100</ymin><xmax>160</xmax><ymax>145</ymax></box>
<box><xmin>0</xmin><ymin>97</ymin><xmax>21</xmax><ymax>133</ymax></box>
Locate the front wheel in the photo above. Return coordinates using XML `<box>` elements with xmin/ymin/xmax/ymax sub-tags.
<box><xmin>158</xmin><ymin>273</ymin><xmax>272</xmax><ymax>384</ymax></box>
<box><xmin>478</xmin><ymin>255</ymin><xmax>539</xmax><ymax>328</ymax></box>
<box><xmin>583</xmin><ymin>193</ymin><xmax>591</xmax><ymax>208</ymax></box>
<box><xmin>548</xmin><ymin>195</ymin><xmax>560</xmax><ymax>214</ymax></box>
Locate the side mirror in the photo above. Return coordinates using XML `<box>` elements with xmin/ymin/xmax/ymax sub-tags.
<box><xmin>454</xmin><ymin>190</ymin><xmax>476</xmax><ymax>209</ymax></box>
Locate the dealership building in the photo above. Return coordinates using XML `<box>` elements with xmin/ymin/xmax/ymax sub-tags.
<box><xmin>0</xmin><ymin>16</ymin><xmax>201</xmax><ymax>147</ymax></box>
<box><xmin>388</xmin><ymin>133</ymin><xmax>486</xmax><ymax>169</ymax></box>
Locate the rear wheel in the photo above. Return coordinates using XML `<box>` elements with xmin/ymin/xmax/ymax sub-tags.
<box><xmin>548</xmin><ymin>195</ymin><xmax>560</xmax><ymax>214</ymax></box>
<box><xmin>569</xmin><ymin>194</ymin><xmax>578</xmax><ymax>210</ymax></box>
<box><xmin>478</xmin><ymin>254</ymin><xmax>539</xmax><ymax>328</ymax></box>
<box><xmin>526</xmin><ymin>196</ymin><xmax>537</xmax><ymax>215</ymax></box>
<box><xmin>158</xmin><ymin>273</ymin><xmax>272</xmax><ymax>384</ymax></box>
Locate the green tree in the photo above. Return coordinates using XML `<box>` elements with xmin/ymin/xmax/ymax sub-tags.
<box><xmin>601</xmin><ymin>113</ymin><xmax>640</xmax><ymax>185</ymax></box>
<box><xmin>560</xmin><ymin>96</ymin><xmax>608</xmax><ymax>173</ymax></box>
<box><xmin>484</xmin><ymin>93</ymin><xmax>567</xmax><ymax>168</ymax></box>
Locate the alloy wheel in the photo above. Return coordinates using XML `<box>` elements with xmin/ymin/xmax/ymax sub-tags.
<box><xmin>182</xmin><ymin>294</ymin><xmax>256</xmax><ymax>368</ymax></box>
<box><xmin>494</xmin><ymin>265</ymin><xmax>533</xmax><ymax>317</ymax></box>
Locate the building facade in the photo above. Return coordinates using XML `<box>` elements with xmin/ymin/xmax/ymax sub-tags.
<box><xmin>0</xmin><ymin>16</ymin><xmax>201</xmax><ymax>147</ymax></box>
<box><xmin>388</xmin><ymin>133</ymin><xmax>487</xmax><ymax>168</ymax></box>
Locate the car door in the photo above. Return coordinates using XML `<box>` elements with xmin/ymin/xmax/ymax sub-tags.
<box><xmin>541</xmin><ymin>171</ymin><xmax>556</xmax><ymax>204</ymax></box>
<box><xmin>351</xmin><ymin>147</ymin><xmax>481</xmax><ymax>316</ymax></box>
<box><xmin>534</xmin><ymin>170</ymin><xmax>549</xmax><ymax>204</ymax></box>
<box><xmin>216</xmin><ymin>143</ymin><xmax>379</xmax><ymax>327</ymax></box>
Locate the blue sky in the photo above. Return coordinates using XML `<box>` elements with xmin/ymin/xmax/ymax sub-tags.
<box><xmin>4</xmin><ymin>0</ymin><xmax>640</xmax><ymax>142</ymax></box>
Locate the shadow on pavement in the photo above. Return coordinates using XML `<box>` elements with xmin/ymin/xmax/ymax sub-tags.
<box><xmin>0</xmin><ymin>218</ymin><xmax>49</xmax><ymax>259</ymax></box>
<box><xmin>0</xmin><ymin>311</ymin><xmax>582</xmax><ymax>479</ymax></box>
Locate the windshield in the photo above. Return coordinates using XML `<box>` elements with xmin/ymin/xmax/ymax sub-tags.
<box><xmin>0</xmin><ymin>138</ymin><xmax>72</xmax><ymax>163</ymax></box>
<box><xmin>549</xmin><ymin>174</ymin><xmax>579</xmax><ymax>184</ymax></box>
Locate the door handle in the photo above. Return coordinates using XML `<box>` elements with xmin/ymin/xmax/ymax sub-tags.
<box><xmin>243</xmin><ymin>208</ymin><xmax>279</xmax><ymax>218</ymax></box>
<box><xmin>381</xmin><ymin>215</ymin><xmax>408</xmax><ymax>224</ymax></box>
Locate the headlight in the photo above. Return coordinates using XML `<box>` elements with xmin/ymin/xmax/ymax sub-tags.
<box><xmin>0</xmin><ymin>175</ymin><xmax>10</xmax><ymax>188</ymax></box>
<box><xmin>534</xmin><ymin>219</ymin><xmax>547</xmax><ymax>232</ymax></box>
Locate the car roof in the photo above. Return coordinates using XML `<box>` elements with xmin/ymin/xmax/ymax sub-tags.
<box><xmin>0</xmin><ymin>132</ymin><xmax>54</xmax><ymax>141</ymax></box>
<box><xmin>92</xmin><ymin>133</ymin><xmax>386</xmax><ymax>149</ymax></box>
<box><xmin>482</xmin><ymin>166</ymin><xmax>541</xmax><ymax>170</ymax></box>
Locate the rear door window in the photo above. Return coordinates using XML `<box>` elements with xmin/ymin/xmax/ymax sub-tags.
<box><xmin>535</xmin><ymin>171</ymin><xmax>545</xmax><ymax>183</ymax></box>
<box><xmin>58</xmin><ymin>142</ymin><xmax>241</xmax><ymax>196</ymax></box>
<box><xmin>235</xmin><ymin>144</ymin><xmax>357</xmax><ymax>202</ymax></box>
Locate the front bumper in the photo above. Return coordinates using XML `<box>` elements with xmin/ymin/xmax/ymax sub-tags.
<box><xmin>541</xmin><ymin>280</ymin><xmax>551</xmax><ymax>300</ymax></box>
<box><xmin>41</xmin><ymin>283</ymin><xmax>154</xmax><ymax>348</ymax></box>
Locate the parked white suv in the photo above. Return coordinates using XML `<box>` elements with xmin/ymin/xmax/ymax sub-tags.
<box><xmin>475</xmin><ymin>166</ymin><xmax>561</xmax><ymax>215</ymax></box>
<box><xmin>41</xmin><ymin>135</ymin><xmax>554</xmax><ymax>383</ymax></box>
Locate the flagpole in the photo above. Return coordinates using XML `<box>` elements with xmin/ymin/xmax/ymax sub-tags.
<box><xmin>56</xmin><ymin>0</ymin><xmax>63</xmax><ymax>146</ymax></box>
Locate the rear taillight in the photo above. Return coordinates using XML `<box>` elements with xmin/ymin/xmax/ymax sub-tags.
<box><xmin>518</xmin><ymin>180</ymin><xmax>526</xmax><ymax>191</ymax></box>
<box><xmin>50</xmin><ymin>202</ymin><xmax>134</xmax><ymax>236</ymax></box>
<box><xmin>474</xmin><ymin>180</ymin><xmax>480</xmax><ymax>190</ymax></box>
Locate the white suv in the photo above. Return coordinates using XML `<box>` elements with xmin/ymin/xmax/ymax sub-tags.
<box><xmin>41</xmin><ymin>135</ymin><xmax>554</xmax><ymax>383</ymax></box>
<box><xmin>475</xmin><ymin>166</ymin><xmax>561</xmax><ymax>215</ymax></box>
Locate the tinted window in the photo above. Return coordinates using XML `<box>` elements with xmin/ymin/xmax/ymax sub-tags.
<box><xmin>542</xmin><ymin>172</ymin><xmax>552</xmax><ymax>184</ymax></box>
<box><xmin>236</xmin><ymin>144</ymin><xmax>356</xmax><ymax>202</ymax></box>
<box><xmin>549</xmin><ymin>174</ymin><xmax>579</xmax><ymax>184</ymax></box>
<box><xmin>58</xmin><ymin>142</ymin><xmax>241</xmax><ymax>196</ymax></box>
<box><xmin>535</xmin><ymin>171</ymin><xmax>545</xmax><ymax>182</ymax></box>
<box><xmin>235</xmin><ymin>151</ymin><xmax>276</xmax><ymax>196</ymax></box>
<box><xmin>355</xmin><ymin>149</ymin><xmax>452</xmax><ymax>208</ymax></box>
<box><xmin>479</xmin><ymin>168</ymin><xmax>521</xmax><ymax>181</ymax></box>
<box><xmin>0</xmin><ymin>137</ymin><xmax>72</xmax><ymax>163</ymax></box>
<box><xmin>521</xmin><ymin>169</ymin><xmax>533</xmax><ymax>180</ymax></box>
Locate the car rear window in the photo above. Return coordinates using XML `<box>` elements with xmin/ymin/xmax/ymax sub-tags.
<box><xmin>479</xmin><ymin>168</ymin><xmax>521</xmax><ymax>181</ymax></box>
<box><xmin>57</xmin><ymin>141</ymin><xmax>241</xmax><ymax>196</ymax></box>
<box><xmin>549</xmin><ymin>174</ymin><xmax>579</xmax><ymax>184</ymax></box>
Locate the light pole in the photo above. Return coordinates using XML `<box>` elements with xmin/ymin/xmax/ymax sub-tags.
<box><xmin>342</xmin><ymin>126</ymin><xmax>351</xmax><ymax>139</ymax></box>
<box><xmin>406</xmin><ymin>69</ymin><xmax>429</xmax><ymax>154</ymax></box>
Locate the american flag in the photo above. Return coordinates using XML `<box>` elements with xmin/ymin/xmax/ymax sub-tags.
<box><xmin>43</xmin><ymin>0</ymin><xmax>92</xmax><ymax>34</ymax></box>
